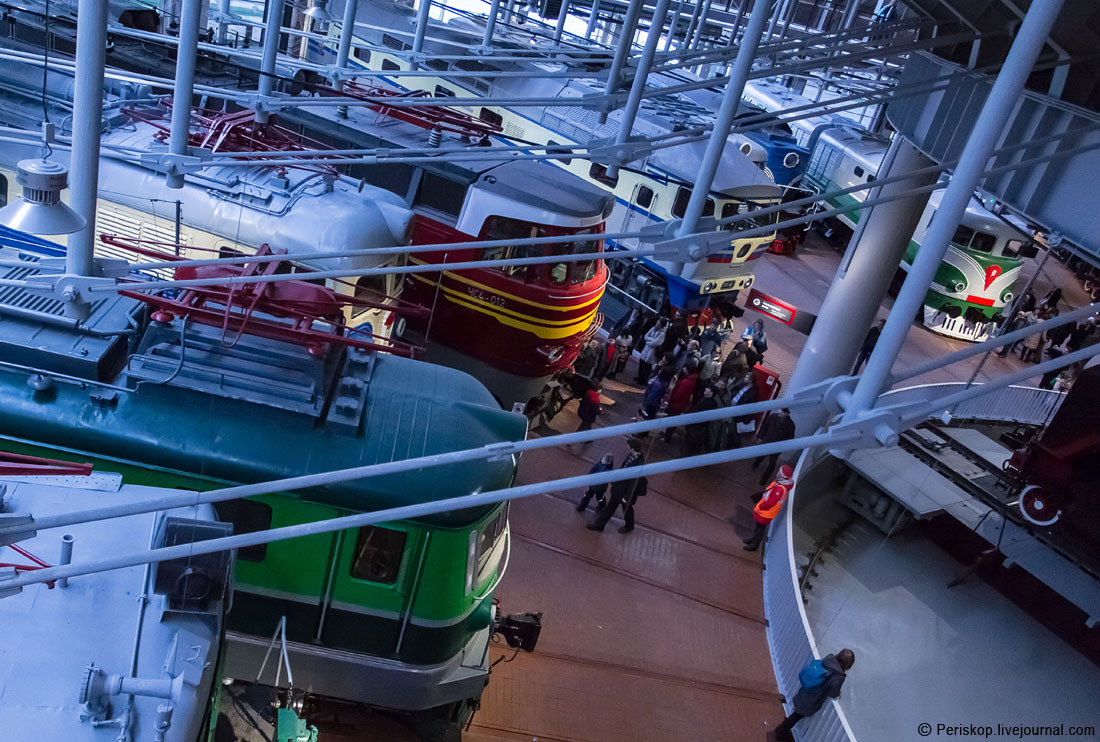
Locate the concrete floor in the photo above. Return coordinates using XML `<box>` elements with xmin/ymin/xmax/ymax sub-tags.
<box><xmin>798</xmin><ymin>515</ymin><xmax>1100</xmax><ymax>741</ymax></box>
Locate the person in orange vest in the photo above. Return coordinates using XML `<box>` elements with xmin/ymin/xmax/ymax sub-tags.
<box><xmin>743</xmin><ymin>464</ymin><xmax>793</xmax><ymax>551</ymax></box>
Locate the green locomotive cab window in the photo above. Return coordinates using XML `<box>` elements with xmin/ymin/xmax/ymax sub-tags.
<box><xmin>1003</xmin><ymin>239</ymin><xmax>1024</xmax><ymax>259</ymax></box>
<box><xmin>351</xmin><ymin>526</ymin><xmax>407</xmax><ymax>584</ymax></box>
<box><xmin>473</xmin><ymin>506</ymin><xmax>508</xmax><ymax>590</ymax></box>
<box><xmin>950</xmin><ymin>224</ymin><xmax>975</xmax><ymax>248</ymax></box>
<box><xmin>212</xmin><ymin>499</ymin><xmax>272</xmax><ymax>563</ymax></box>
<box><xmin>970</xmin><ymin>232</ymin><xmax>996</xmax><ymax>253</ymax></box>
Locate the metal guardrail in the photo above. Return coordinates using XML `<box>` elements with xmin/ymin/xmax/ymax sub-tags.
<box><xmin>762</xmin><ymin>383</ymin><xmax>1064</xmax><ymax>742</ymax></box>
<box><xmin>880</xmin><ymin>382</ymin><xmax>1065</xmax><ymax>426</ymax></box>
<box><xmin>763</xmin><ymin>452</ymin><xmax>857</xmax><ymax>742</ymax></box>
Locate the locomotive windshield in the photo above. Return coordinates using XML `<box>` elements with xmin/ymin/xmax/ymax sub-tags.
<box><xmin>479</xmin><ymin>215</ymin><xmax>602</xmax><ymax>285</ymax></box>
<box><xmin>721</xmin><ymin>200</ymin><xmax>781</xmax><ymax>231</ymax></box>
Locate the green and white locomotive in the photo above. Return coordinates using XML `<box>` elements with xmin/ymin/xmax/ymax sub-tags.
<box><xmin>802</xmin><ymin>127</ymin><xmax>1029</xmax><ymax>342</ymax></box>
<box><xmin>903</xmin><ymin>190</ymin><xmax>1029</xmax><ymax>341</ymax></box>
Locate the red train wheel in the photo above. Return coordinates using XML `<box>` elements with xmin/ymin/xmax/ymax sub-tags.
<box><xmin>1018</xmin><ymin>485</ymin><xmax>1062</xmax><ymax>526</ymax></box>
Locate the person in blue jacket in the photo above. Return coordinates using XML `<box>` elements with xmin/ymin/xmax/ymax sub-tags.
<box><xmin>576</xmin><ymin>453</ymin><xmax>614</xmax><ymax>512</ymax></box>
<box><xmin>775</xmin><ymin>649</ymin><xmax>855</xmax><ymax>741</ymax></box>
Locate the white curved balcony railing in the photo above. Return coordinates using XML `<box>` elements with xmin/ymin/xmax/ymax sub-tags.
<box><xmin>762</xmin><ymin>383</ymin><xmax>1064</xmax><ymax>742</ymax></box>
<box><xmin>879</xmin><ymin>382</ymin><xmax>1065</xmax><ymax>427</ymax></box>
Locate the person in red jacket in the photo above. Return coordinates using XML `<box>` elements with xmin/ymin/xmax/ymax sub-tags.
<box><xmin>661</xmin><ymin>368</ymin><xmax>698</xmax><ymax>442</ymax></box>
<box><xmin>576</xmin><ymin>382</ymin><xmax>603</xmax><ymax>433</ymax></box>
<box><xmin>743</xmin><ymin>464</ymin><xmax>793</xmax><ymax>551</ymax></box>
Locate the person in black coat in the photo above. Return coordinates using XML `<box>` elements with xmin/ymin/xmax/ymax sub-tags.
<box><xmin>852</xmin><ymin>319</ymin><xmax>885</xmax><ymax>375</ymax></box>
<box><xmin>1018</xmin><ymin>288</ymin><xmax>1037</xmax><ymax>314</ymax></box>
<box><xmin>588</xmin><ymin>439</ymin><xmax>645</xmax><ymax>533</ymax></box>
<box><xmin>752</xmin><ymin>408</ymin><xmax>796</xmax><ymax>485</ymax></box>
<box><xmin>683</xmin><ymin>385</ymin><xmax>718</xmax><ymax>455</ymax></box>
<box><xmin>661</xmin><ymin>315</ymin><xmax>689</xmax><ymax>357</ymax></box>
<box><xmin>725</xmin><ymin>372</ymin><xmax>759</xmax><ymax>449</ymax></box>
<box><xmin>576</xmin><ymin>453</ymin><xmax>614</xmax><ymax>512</ymax></box>
<box><xmin>775</xmin><ymin>650</ymin><xmax>855</xmax><ymax>741</ymax></box>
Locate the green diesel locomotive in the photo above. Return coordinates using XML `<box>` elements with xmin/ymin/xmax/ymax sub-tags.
<box><xmin>0</xmin><ymin>246</ymin><xmax>530</xmax><ymax>738</ymax></box>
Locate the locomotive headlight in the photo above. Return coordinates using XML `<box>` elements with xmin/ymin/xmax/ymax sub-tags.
<box><xmin>703</xmin><ymin>281</ymin><xmax>717</xmax><ymax>293</ymax></box>
<box><xmin>536</xmin><ymin>345</ymin><xmax>566</xmax><ymax>363</ymax></box>
<box><xmin>953</xmin><ymin>281</ymin><xmax>966</xmax><ymax>293</ymax></box>
<box><xmin>783</xmin><ymin>152</ymin><xmax>800</xmax><ymax>169</ymax></box>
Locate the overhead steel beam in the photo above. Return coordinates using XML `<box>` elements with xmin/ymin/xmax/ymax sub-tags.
<box><xmin>66</xmin><ymin>0</ymin><xmax>109</xmax><ymax>295</ymax></box>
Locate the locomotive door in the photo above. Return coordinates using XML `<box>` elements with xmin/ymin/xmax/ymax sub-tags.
<box><xmin>216</xmin><ymin>494</ymin><xmax>339</xmax><ymax>644</ymax></box>
<box><xmin>618</xmin><ymin>182</ymin><xmax>658</xmax><ymax>243</ymax></box>
<box><xmin>317</xmin><ymin>524</ymin><xmax>422</xmax><ymax>657</ymax></box>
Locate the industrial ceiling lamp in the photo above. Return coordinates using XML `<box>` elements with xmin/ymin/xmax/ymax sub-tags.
<box><xmin>303</xmin><ymin>0</ymin><xmax>333</xmax><ymax>23</ymax></box>
<box><xmin>0</xmin><ymin>158</ymin><xmax>86</xmax><ymax>235</ymax></box>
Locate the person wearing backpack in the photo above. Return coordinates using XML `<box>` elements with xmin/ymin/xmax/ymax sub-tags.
<box><xmin>775</xmin><ymin>649</ymin><xmax>856</xmax><ymax>741</ymax></box>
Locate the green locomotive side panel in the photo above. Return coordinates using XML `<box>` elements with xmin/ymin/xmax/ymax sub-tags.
<box><xmin>804</xmin><ymin>175</ymin><xmax>863</xmax><ymax>228</ymax></box>
<box><xmin>230</xmin><ymin>494</ymin><xmax>341</xmax><ymax>600</ymax></box>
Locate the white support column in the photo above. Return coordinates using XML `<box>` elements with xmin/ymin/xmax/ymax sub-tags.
<box><xmin>785</xmin><ymin>136</ymin><xmax>937</xmax><ymax>434</ymax></box>
<box><xmin>552</xmin><ymin>0</ymin><xmax>570</xmax><ymax>46</ymax></box>
<box><xmin>843</xmin><ymin>0</ymin><xmax>1067</xmax><ymax>418</ymax></box>
<box><xmin>689</xmin><ymin>0</ymin><xmax>715</xmax><ymax>50</ymax></box>
<box><xmin>730</xmin><ymin>0</ymin><xmax>746</xmax><ymax>43</ymax></box>
<box><xmin>765</xmin><ymin>0</ymin><xmax>787</xmax><ymax>41</ymax></box>
<box><xmin>683</xmin><ymin>0</ymin><xmax>708</xmax><ymax>50</ymax></box>
<box><xmin>778</xmin><ymin>0</ymin><xmax>797</xmax><ymax>40</ymax></box>
<box><xmin>674</xmin><ymin>0</ymin><xmax>772</xmax><ymax>236</ymax></box>
<box><xmin>255</xmin><ymin>0</ymin><xmax>286</xmax><ymax>124</ymax></box>
<box><xmin>409</xmin><ymin>0</ymin><xmax>432</xmax><ymax>71</ymax></box>
<box><xmin>216</xmin><ymin>0</ymin><xmax>232</xmax><ymax>43</ymax></box>
<box><xmin>663</xmin><ymin>0</ymin><xmax>686</xmax><ymax>52</ymax></box>
<box><xmin>584</xmin><ymin>0</ymin><xmax>601</xmax><ymax>40</ymax></box>
<box><xmin>334</xmin><ymin>0</ymin><xmax>358</xmax><ymax>116</ymax></box>
<box><xmin>67</xmin><ymin>0</ymin><xmax>108</xmax><ymax>291</ymax></box>
<box><xmin>482</xmin><ymin>0</ymin><xmax>502</xmax><ymax>47</ymax></box>
<box><xmin>167</xmin><ymin>0</ymin><xmax>202</xmax><ymax>189</ymax></box>
<box><xmin>841</xmin><ymin>0</ymin><xmax>860</xmax><ymax>30</ymax></box>
<box><xmin>606</xmin><ymin>0</ymin><xmax>673</xmax><ymax>177</ymax></box>
<box><xmin>599</xmin><ymin>0</ymin><xmax>643</xmax><ymax>123</ymax></box>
